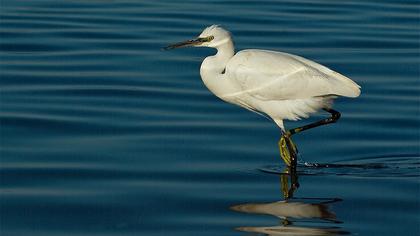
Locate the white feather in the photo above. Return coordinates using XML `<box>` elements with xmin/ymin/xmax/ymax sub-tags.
<box><xmin>184</xmin><ymin>26</ymin><xmax>361</xmax><ymax>131</ymax></box>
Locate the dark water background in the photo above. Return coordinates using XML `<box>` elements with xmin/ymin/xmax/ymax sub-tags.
<box><xmin>1</xmin><ymin>0</ymin><xmax>419</xmax><ymax>235</ymax></box>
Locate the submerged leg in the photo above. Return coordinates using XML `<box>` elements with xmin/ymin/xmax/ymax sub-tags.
<box><xmin>278</xmin><ymin>108</ymin><xmax>341</xmax><ymax>167</ymax></box>
<box><xmin>280</xmin><ymin>166</ymin><xmax>299</xmax><ymax>200</ymax></box>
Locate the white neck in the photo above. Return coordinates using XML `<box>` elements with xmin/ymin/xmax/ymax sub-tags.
<box><xmin>200</xmin><ymin>39</ymin><xmax>236</xmax><ymax>99</ymax></box>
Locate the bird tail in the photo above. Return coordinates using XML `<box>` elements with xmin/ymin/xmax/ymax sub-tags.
<box><xmin>318</xmin><ymin>71</ymin><xmax>360</xmax><ymax>98</ymax></box>
<box><xmin>334</xmin><ymin>76</ymin><xmax>361</xmax><ymax>98</ymax></box>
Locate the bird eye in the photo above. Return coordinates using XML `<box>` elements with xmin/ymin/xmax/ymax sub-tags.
<box><xmin>208</xmin><ymin>36</ymin><xmax>214</xmax><ymax>41</ymax></box>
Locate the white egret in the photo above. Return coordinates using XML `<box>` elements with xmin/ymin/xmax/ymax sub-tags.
<box><xmin>165</xmin><ymin>25</ymin><xmax>361</xmax><ymax>167</ymax></box>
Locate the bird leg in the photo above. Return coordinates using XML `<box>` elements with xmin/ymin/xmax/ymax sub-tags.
<box><xmin>280</xmin><ymin>166</ymin><xmax>299</xmax><ymax>200</ymax></box>
<box><xmin>288</xmin><ymin>108</ymin><xmax>341</xmax><ymax>136</ymax></box>
<box><xmin>278</xmin><ymin>108</ymin><xmax>341</xmax><ymax>167</ymax></box>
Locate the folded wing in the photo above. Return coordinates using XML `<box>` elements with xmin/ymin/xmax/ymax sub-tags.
<box><xmin>225</xmin><ymin>50</ymin><xmax>361</xmax><ymax>101</ymax></box>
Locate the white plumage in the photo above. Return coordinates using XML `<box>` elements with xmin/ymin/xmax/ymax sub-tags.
<box><xmin>166</xmin><ymin>25</ymin><xmax>361</xmax><ymax>131</ymax></box>
<box><xmin>222</xmin><ymin>50</ymin><xmax>360</xmax><ymax>126</ymax></box>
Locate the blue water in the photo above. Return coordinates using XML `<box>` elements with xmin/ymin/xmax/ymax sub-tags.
<box><xmin>1</xmin><ymin>0</ymin><xmax>419</xmax><ymax>235</ymax></box>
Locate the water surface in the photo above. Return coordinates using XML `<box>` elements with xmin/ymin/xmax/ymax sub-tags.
<box><xmin>1</xmin><ymin>0</ymin><xmax>419</xmax><ymax>235</ymax></box>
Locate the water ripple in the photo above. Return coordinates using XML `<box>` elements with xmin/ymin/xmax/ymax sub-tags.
<box><xmin>260</xmin><ymin>154</ymin><xmax>420</xmax><ymax>178</ymax></box>
<box><xmin>1</xmin><ymin>0</ymin><xmax>419</xmax><ymax>236</ymax></box>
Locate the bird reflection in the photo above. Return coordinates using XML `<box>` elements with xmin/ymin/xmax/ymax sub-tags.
<box><xmin>231</xmin><ymin>167</ymin><xmax>349</xmax><ymax>235</ymax></box>
<box><xmin>235</xmin><ymin>225</ymin><xmax>348</xmax><ymax>236</ymax></box>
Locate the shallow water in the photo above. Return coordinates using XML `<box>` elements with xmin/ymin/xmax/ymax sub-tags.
<box><xmin>1</xmin><ymin>0</ymin><xmax>419</xmax><ymax>235</ymax></box>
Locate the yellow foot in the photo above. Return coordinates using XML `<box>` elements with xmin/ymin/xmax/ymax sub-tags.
<box><xmin>278</xmin><ymin>133</ymin><xmax>298</xmax><ymax>167</ymax></box>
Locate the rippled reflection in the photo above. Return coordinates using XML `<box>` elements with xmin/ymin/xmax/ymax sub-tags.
<box><xmin>231</xmin><ymin>168</ymin><xmax>348</xmax><ymax>235</ymax></box>
<box><xmin>235</xmin><ymin>225</ymin><xmax>348</xmax><ymax>236</ymax></box>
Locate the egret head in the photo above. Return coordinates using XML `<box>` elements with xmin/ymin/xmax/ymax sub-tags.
<box><xmin>164</xmin><ymin>25</ymin><xmax>231</xmax><ymax>50</ymax></box>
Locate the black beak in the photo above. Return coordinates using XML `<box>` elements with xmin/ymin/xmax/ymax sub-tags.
<box><xmin>163</xmin><ymin>38</ymin><xmax>207</xmax><ymax>50</ymax></box>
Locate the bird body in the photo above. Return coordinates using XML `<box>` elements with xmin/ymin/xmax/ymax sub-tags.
<box><xmin>193</xmin><ymin>25</ymin><xmax>360</xmax><ymax>131</ymax></box>
<box><xmin>165</xmin><ymin>25</ymin><xmax>361</xmax><ymax>166</ymax></box>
